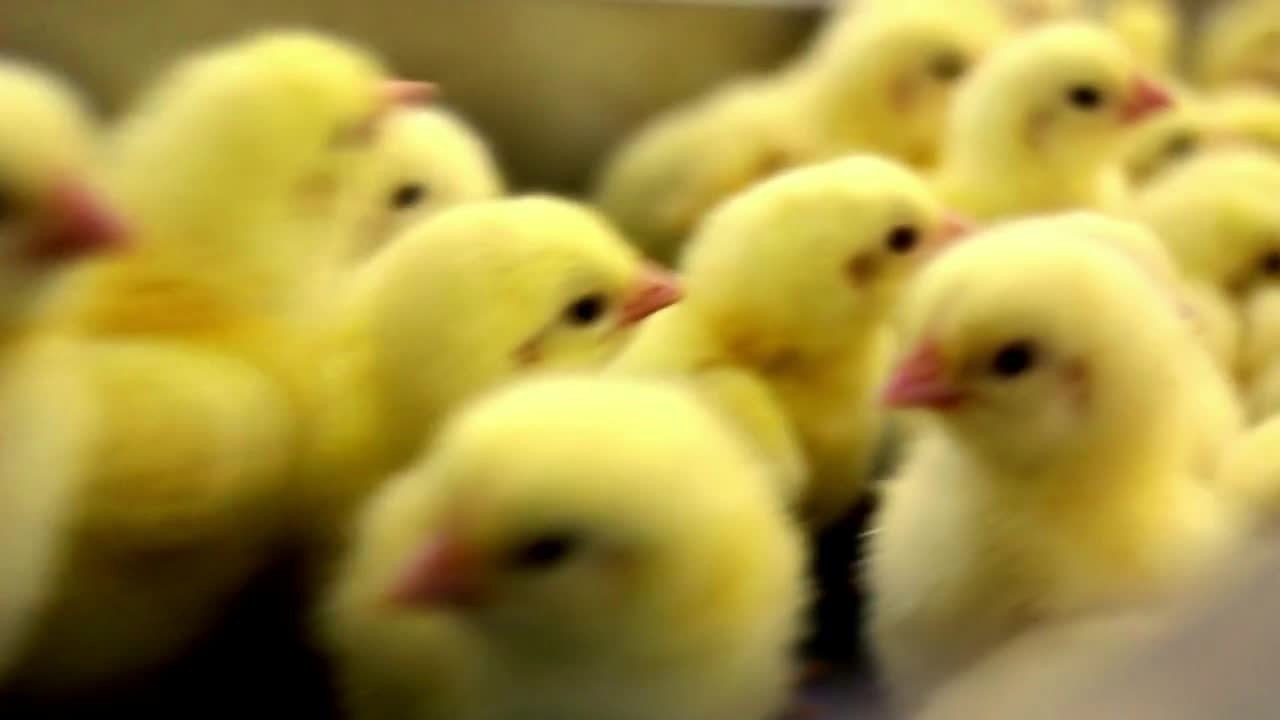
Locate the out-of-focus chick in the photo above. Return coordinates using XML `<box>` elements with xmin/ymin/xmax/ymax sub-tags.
<box><xmin>1217</xmin><ymin>414</ymin><xmax>1280</xmax><ymax>525</ymax></box>
<box><xmin>55</xmin><ymin>30</ymin><xmax>433</xmax><ymax>325</ymax></box>
<box><xmin>997</xmin><ymin>0</ymin><xmax>1081</xmax><ymax>27</ymax></box>
<box><xmin>1131</xmin><ymin>149</ymin><xmax>1280</xmax><ymax>377</ymax></box>
<box><xmin>321</xmin><ymin>375</ymin><xmax>809</xmax><ymax>720</ymax></box>
<box><xmin>935</xmin><ymin>21</ymin><xmax>1174</xmax><ymax>221</ymax></box>
<box><xmin>302</xmin><ymin>197</ymin><xmax>681</xmax><ymax>555</ymax></box>
<box><xmin>333</xmin><ymin>107</ymin><xmax>504</xmax><ymax>265</ymax></box>
<box><xmin>1121</xmin><ymin>84</ymin><xmax>1210</xmax><ymax>187</ymax></box>
<box><xmin>867</xmin><ymin>229</ymin><xmax>1240</xmax><ymax>710</ymax></box>
<box><xmin>1196</xmin><ymin>0</ymin><xmax>1280</xmax><ymax>92</ymax></box>
<box><xmin>614</xmin><ymin>155</ymin><xmax>967</xmax><ymax>528</ymax></box>
<box><xmin>595</xmin><ymin>0</ymin><xmax>1002</xmax><ymax>263</ymax></box>
<box><xmin>0</xmin><ymin>60</ymin><xmax>126</xmax><ymax>679</ymax></box>
<box><xmin>1103</xmin><ymin>0</ymin><xmax>1182</xmax><ymax>75</ymax></box>
<box><xmin>1241</xmin><ymin>287</ymin><xmax>1280</xmax><ymax>420</ymax></box>
<box><xmin>1211</xmin><ymin>89</ymin><xmax>1280</xmax><ymax>156</ymax></box>
<box><xmin>6</xmin><ymin>33</ymin><xmax>430</xmax><ymax>694</ymax></box>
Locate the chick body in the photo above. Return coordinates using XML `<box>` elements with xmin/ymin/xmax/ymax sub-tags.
<box><xmin>322</xmin><ymin>375</ymin><xmax>808</xmax><ymax>720</ymax></box>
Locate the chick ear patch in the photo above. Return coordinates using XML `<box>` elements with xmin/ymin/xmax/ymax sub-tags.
<box><xmin>891</xmin><ymin>74</ymin><xmax>922</xmax><ymax>113</ymax></box>
<box><xmin>846</xmin><ymin>250</ymin><xmax>881</xmax><ymax>286</ymax></box>
<box><xmin>1024</xmin><ymin>107</ymin><xmax>1054</xmax><ymax>150</ymax></box>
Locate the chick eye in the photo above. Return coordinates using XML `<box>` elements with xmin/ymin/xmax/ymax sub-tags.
<box><xmin>886</xmin><ymin>225</ymin><xmax>920</xmax><ymax>254</ymax></box>
<box><xmin>390</xmin><ymin>182</ymin><xmax>428</xmax><ymax>210</ymax></box>
<box><xmin>1164</xmin><ymin>133</ymin><xmax>1199</xmax><ymax>159</ymax></box>
<box><xmin>990</xmin><ymin>340</ymin><xmax>1038</xmax><ymax>378</ymax></box>
<box><xmin>1067</xmin><ymin>85</ymin><xmax>1104</xmax><ymax>110</ymax></box>
<box><xmin>564</xmin><ymin>293</ymin><xmax>607</xmax><ymax>325</ymax></box>
<box><xmin>930</xmin><ymin>53</ymin><xmax>968</xmax><ymax>82</ymax></box>
<box><xmin>1260</xmin><ymin>251</ymin><xmax>1280</xmax><ymax>276</ymax></box>
<box><xmin>508</xmin><ymin>531</ymin><xmax>583</xmax><ymax>571</ymax></box>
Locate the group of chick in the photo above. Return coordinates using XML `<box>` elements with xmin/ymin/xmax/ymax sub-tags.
<box><xmin>3</xmin><ymin>0</ymin><xmax>1280</xmax><ymax>717</ymax></box>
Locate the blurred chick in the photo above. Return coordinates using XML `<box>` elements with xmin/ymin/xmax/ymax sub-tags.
<box><xmin>1211</xmin><ymin>88</ymin><xmax>1280</xmax><ymax>155</ymax></box>
<box><xmin>1103</xmin><ymin>0</ymin><xmax>1182</xmax><ymax>75</ymax></box>
<box><xmin>0</xmin><ymin>60</ymin><xmax>126</xmax><ymax>678</ymax></box>
<box><xmin>595</xmin><ymin>0</ymin><xmax>1002</xmax><ymax>263</ymax></box>
<box><xmin>1121</xmin><ymin>84</ymin><xmax>1210</xmax><ymax>187</ymax></box>
<box><xmin>1240</xmin><ymin>286</ymin><xmax>1280</xmax><ymax>420</ymax></box>
<box><xmin>301</xmin><ymin>197</ymin><xmax>681</xmax><ymax>558</ymax></box>
<box><xmin>333</xmin><ymin>107</ymin><xmax>504</xmax><ymax>265</ymax></box>
<box><xmin>867</xmin><ymin>228</ymin><xmax>1240</xmax><ymax>710</ymax></box>
<box><xmin>321</xmin><ymin>375</ymin><xmax>809</xmax><ymax>720</ymax></box>
<box><xmin>935</xmin><ymin>21</ymin><xmax>1174</xmax><ymax>221</ymax></box>
<box><xmin>614</xmin><ymin>155</ymin><xmax>967</xmax><ymax>528</ymax></box>
<box><xmin>1196</xmin><ymin>0</ymin><xmax>1280</xmax><ymax>92</ymax></box>
<box><xmin>998</xmin><ymin>0</ymin><xmax>1081</xmax><ymax>27</ymax></box>
<box><xmin>6</xmin><ymin>32</ymin><xmax>428</xmax><ymax>694</ymax></box>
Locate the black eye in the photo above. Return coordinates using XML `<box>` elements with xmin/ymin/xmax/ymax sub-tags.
<box><xmin>931</xmin><ymin>53</ymin><xmax>968</xmax><ymax>82</ymax></box>
<box><xmin>1165</xmin><ymin>133</ymin><xmax>1199</xmax><ymax>159</ymax></box>
<box><xmin>990</xmin><ymin>340</ymin><xmax>1037</xmax><ymax>378</ymax></box>
<box><xmin>565</xmin><ymin>293</ymin><xmax>607</xmax><ymax>325</ymax></box>
<box><xmin>1260</xmin><ymin>251</ymin><xmax>1280</xmax><ymax>276</ymax></box>
<box><xmin>886</xmin><ymin>225</ymin><xmax>920</xmax><ymax>254</ymax></box>
<box><xmin>1067</xmin><ymin>85</ymin><xmax>1104</xmax><ymax>110</ymax></box>
<box><xmin>390</xmin><ymin>182</ymin><xmax>427</xmax><ymax>210</ymax></box>
<box><xmin>508</xmin><ymin>531</ymin><xmax>582</xmax><ymax>571</ymax></box>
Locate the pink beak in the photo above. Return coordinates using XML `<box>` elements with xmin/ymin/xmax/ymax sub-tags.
<box><xmin>385</xmin><ymin>534</ymin><xmax>487</xmax><ymax>608</ymax></box>
<box><xmin>382</xmin><ymin>80</ymin><xmax>437</xmax><ymax>109</ymax></box>
<box><xmin>882</xmin><ymin>341</ymin><xmax>966</xmax><ymax>410</ymax></box>
<box><xmin>938</xmin><ymin>212</ymin><xmax>976</xmax><ymax>245</ymax></box>
<box><xmin>30</xmin><ymin>179</ymin><xmax>128</xmax><ymax>261</ymax></box>
<box><xmin>1120</xmin><ymin>77</ymin><xmax>1174</xmax><ymax>125</ymax></box>
<box><xmin>620</xmin><ymin>262</ymin><xmax>683</xmax><ymax>326</ymax></box>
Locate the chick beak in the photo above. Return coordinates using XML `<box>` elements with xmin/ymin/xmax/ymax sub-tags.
<box><xmin>937</xmin><ymin>213</ymin><xmax>976</xmax><ymax>246</ymax></box>
<box><xmin>1120</xmin><ymin>77</ymin><xmax>1173</xmax><ymax>125</ymax></box>
<box><xmin>381</xmin><ymin>80</ymin><xmax>437</xmax><ymax>110</ymax></box>
<box><xmin>882</xmin><ymin>341</ymin><xmax>966</xmax><ymax>410</ymax></box>
<box><xmin>385</xmin><ymin>534</ymin><xmax>487</xmax><ymax>609</ymax></box>
<box><xmin>619</xmin><ymin>262</ymin><xmax>683</xmax><ymax>326</ymax></box>
<box><xmin>30</xmin><ymin>179</ymin><xmax>128</xmax><ymax>261</ymax></box>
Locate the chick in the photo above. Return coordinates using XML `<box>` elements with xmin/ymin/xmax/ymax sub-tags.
<box><xmin>1241</xmin><ymin>286</ymin><xmax>1280</xmax><ymax>420</ymax></box>
<box><xmin>867</xmin><ymin>228</ymin><xmax>1240</xmax><ymax>709</ymax></box>
<box><xmin>935</xmin><ymin>21</ymin><xmax>1174</xmax><ymax>221</ymax></box>
<box><xmin>334</xmin><ymin>107</ymin><xmax>504</xmax><ymax>265</ymax></box>
<box><xmin>595</xmin><ymin>1</ymin><xmax>1002</xmax><ymax>263</ymax></box>
<box><xmin>614</xmin><ymin>155</ymin><xmax>967</xmax><ymax>528</ymax></box>
<box><xmin>5</xmin><ymin>32</ymin><xmax>430</xmax><ymax>693</ymax></box>
<box><xmin>0</xmin><ymin>60</ymin><xmax>126</xmax><ymax>678</ymax></box>
<box><xmin>301</xmin><ymin>197</ymin><xmax>681</xmax><ymax>558</ymax></box>
<box><xmin>1196</xmin><ymin>0</ymin><xmax>1280</xmax><ymax>92</ymax></box>
<box><xmin>1103</xmin><ymin>0</ymin><xmax>1182</xmax><ymax>75</ymax></box>
<box><xmin>998</xmin><ymin>0</ymin><xmax>1081</xmax><ymax>27</ymax></box>
<box><xmin>321</xmin><ymin>375</ymin><xmax>809</xmax><ymax>720</ymax></box>
<box><xmin>1211</xmin><ymin>88</ymin><xmax>1280</xmax><ymax>156</ymax></box>
<box><xmin>1217</xmin><ymin>413</ymin><xmax>1280</xmax><ymax>525</ymax></box>
<box><xmin>1121</xmin><ymin>84</ymin><xmax>1210</xmax><ymax>187</ymax></box>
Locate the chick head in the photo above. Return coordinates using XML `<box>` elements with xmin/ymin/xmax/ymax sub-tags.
<box><xmin>884</xmin><ymin>227</ymin><xmax>1193</xmax><ymax>471</ymax></box>
<box><xmin>337</xmin><ymin>107</ymin><xmax>504</xmax><ymax>264</ymax></box>
<box><xmin>947</xmin><ymin>21</ymin><xmax>1173</xmax><ymax>172</ymax></box>
<box><xmin>1134</xmin><ymin>149</ymin><xmax>1280</xmax><ymax>298</ymax></box>
<box><xmin>366</xmin><ymin>375</ymin><xmax>803</xmax><ymax>657</ymax></box>
<box><xmin>1196</xmin><ymin>0</ymin><xmax>1280</xmax><ymax>91</ymax></box>
<box><xmin>0</xmin><ymin>61</ymin><xmax>125</xmax><ymax>318</ymax></box>
<box><xmin>998</xmin><ymin>0</ymin><xmax>1081</xmax><ymax>28</ymax></box>
<box><xmin>680</xmin><ymin>155</ymin><xmax>967</xmax><ymax>365</ymax></box>
<box><xmin>353</xmin><ymin>196</ymin><xmax>681</xmax><ymax>439</ymax></box>
<box><xmin>805</xmin><ymin>0</ymin><xmax>1007</xmax><ymax>165</ymax></box>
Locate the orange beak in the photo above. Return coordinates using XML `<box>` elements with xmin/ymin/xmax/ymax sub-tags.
<box><xmin>620</xmin><ymin>262</ymin><xmax>683</xmax><ymax>326</ymax></box>
<box><xmin>29</xmin><ymin>179</ymin><xmax>128</xmax><ymax>261</ymax></box>
<box><xmin>385</xmin><ymin>534</ymin><xmax>487</xmax><ymax>609</ymax></box>
<box><xmin>381</xmin><ymin>80</ymin><xmax>437</xmax><ymax>109</ymax></box>
<box><xmin>882</xmin><ymin>341</ymin><xmax>966</xmax><ymax>410</ymax></box>
<box><xmin>938</xmin><ymin>212</ymin><xmax>976</xmax><ymax>246</ymax></box>
<box><xmin>1120</xmin><ymin>76</ymin><xmax>1174</xmax><ymax>125</ymax></box>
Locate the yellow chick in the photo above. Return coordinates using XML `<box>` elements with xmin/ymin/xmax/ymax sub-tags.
<box><xmin>320</xmin><ymin>374</ymin><xmax>809</xmax><ymax>720</ymax></box>
<box><xmin>1240</xmin><ymin>286</ymin><xmax>1280</xmax><ymax>420</ymax></box>
<box><xmin>5</xmin><ymin>33</ymin><xmax>430</xmax><ymax>694</ymax></box>
<box><xmin>614</xmin><ymin>155</ymin><xmax>969</xmax><ymax>528</ymax></box>
<box><xmin>0</xmin><ymin>60</ymin><xmax>127</xmax><ymax>678</ymax></box>
<box><xmin>1120</xmin><ymin>84</ymin><xmax>1211</xmax><ymax>187</ymax></box>
<box><xmin>1103</xmin><ymin>0</ymin><xmax>1182</xmax><ymax>75</ymax></box>
<box><xmin>1196</xmin><ymin>0</ymin><xmax>1280</xmax><ymax>92</ymax></box>
<box><xmin>595</xmin><ymin>1</ymin><xmax>1002</xmax><ymax>263</ymax></box>
<box><xmin>867</xmin><ymin>228</ymin><xmax>1240</xmax><ymax>710</ymax></box>
<box><xmin>300</xmin><ymin>197</ymin><xmax>681</xmax><ymax>558</ymax></box>
<box><xmin>998</xmin><ymin>0</ymin><xmax>1081</xmax><ymax>27</ymax></box>
<box><xmin>1211</xmin><ymin>88</ymin><xmax>1280</xmax><ymax>155</ymax></box>
<box><xmin>935</xmin><ymin>21</ymin><xmax>1174</xmax><ymax>221</ymax></box>
<box><xmin>334</xmin><ymin>107</ymin><xmax>505</xmax><ymax>265</ymax></box>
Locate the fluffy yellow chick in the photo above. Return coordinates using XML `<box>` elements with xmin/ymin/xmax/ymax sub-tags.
<box><xmin>595</xmin><ymin>1</ymin><xmax>1002</xmax><ymax>263</ymax></box>
<box><xmin>1211</xmin><ymin>88</ymin><xmax>1280</xmax><ymax>155</ymax></box>
<box><xmin>1241</xmin><ymin>286</ymin><xmax>1280</xmax><ymax>420</ymax></box>
<box><xmin>301</xmin><ymin>197</ymin><xmax>681</xmax><ymax>556</ymax></box>
<box><xmin>614</xmin><ymin>155</ymin><xmax>969</xmax><ymax>528</ymax></box>
<box><xmin>321</xmin><ymin>374</ymin><xmax>809</xmax><ymax>720</ymax></box>
<box><xmin>1120</xmin><ymin>84</ymin><xmax>1211</xmax><ymax>187</ymax></box>
<box><xmin>1103</xmin><ymin>0</ymin><xmax>1182</xmax><ymax>75</ymax></box>
<box><xmin>867</xmin><ymin>229</ymin><xmax>1240</xmax><ymax>710</ymax></box>
<box><xmin>0</xmin><ymin>60</ymin><xmax>127</xmax><ymax>679</ymax></box>
<box><xmin>1196</xmin><ymin>0</ymin><xmax>1280</xmax><ymax>92</ymax></box>
<box><xmin>998</xmin><ymin>0</ymin><xmax>1081</xmax><ymax>27</ymax></box>
<box><xmin>334</xmin><ymin>107</ymin><xmax>504</xmax><ymax>264</ymax></box>
<box><xmin>6</xmin><ymin>33</ymin><xmax>431</xmax><ymax>694</ymax></box>
<box><xmin>935</xmin><ymin>21</ymin><xmax>1174</xmax><ymax>221</ymax></box>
